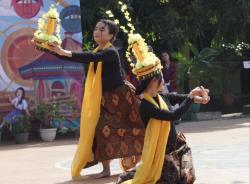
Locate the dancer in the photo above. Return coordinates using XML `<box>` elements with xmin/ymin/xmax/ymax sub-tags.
<box><xmin>116</xmin><ymin>48</ymin><xmax>209</xmax><ymax>184</ymax></box>
<box><xmin>35</xmin><ymin>19</ymin><xmax>145</xmax><ymax>179</ymax></box>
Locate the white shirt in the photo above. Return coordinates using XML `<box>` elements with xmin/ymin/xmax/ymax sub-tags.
<box><xmin>11</xmin><ymin>97</ymin><xmax>28</xmax><ymax>110</ymax></box>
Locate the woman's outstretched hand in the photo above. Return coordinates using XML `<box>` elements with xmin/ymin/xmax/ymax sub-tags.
<box><xmin>31</xmin><ymin>39</ymin><xmax>71</xmax><ymax>57</ymax></box>
<box><xmin>200</xmin><ymin>86</ymin><xmax>210</xmax><ymax>104</ymax></box>
<box><xmin>190</xmin><ymin>86</ymin><xmax>209</xmax><ymax>96</ymax></box>
<box><xmin>48</xmin><ymin>42</ymin><xmax>65</xmax><ymax>56</ymax></box>
<box><xmin>189</xmin><ymin>86</ymin><xmax>210</xmax><ymax>104</ymax></box>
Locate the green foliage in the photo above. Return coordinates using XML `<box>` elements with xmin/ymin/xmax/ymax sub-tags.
<box><xmin>0</xmin><ymin>120</ymin><xmax>9</xmax><ymax>131</ymax></box>
<box><xmin>79</xmin><ymin>0</ymin><xmax>250</xmax><ymax>54</ymax></box>
<box><xmin>173</xmin><ymin>43</ymin><xmax>243</xmax><ymax>95</ymax></box>
<box><xmin>12</xmin><ymin>115</ymin><xmax>32</xmax><ymax>134</ymax></box>
<box><xmin>78</xmin><ymin>0</ymin><xmax>249</xmax><ymax>96</ymax></box>
<box><xmin>214</xmin><ymin>48</ymin><xmax>242</xmax><ymax>93</ymax></box>
<box><xmin>172</xmin><ymin>44</ymin><xmax>221</xmax><ymax>94</ymax></box>
<box><xmin>32</xmin><ymin>102</ymin><xmax>63</xmax><ymax>129</ymax></box>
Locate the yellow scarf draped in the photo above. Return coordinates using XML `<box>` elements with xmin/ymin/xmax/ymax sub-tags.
<box><xmin>122</xmin><ymin>92</ymin><xmax>171</xmax><ymax>184</ymax></box>
<box><xmin>71</xmin><ymin>42</ymin><xmax>112</xmax><ymax>179</ymax></box>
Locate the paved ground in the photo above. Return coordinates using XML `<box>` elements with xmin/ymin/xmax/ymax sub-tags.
<box><xmin>0</xmin><ymin>116</ymin><xmax>249</xmax><ymax>184</ymax></box>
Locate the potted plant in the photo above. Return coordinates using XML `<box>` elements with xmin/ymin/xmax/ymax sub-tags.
<box><xmin>173</xmin><ymin>45</ymin><xmax>223</xmax><ymax>121</ymax></box>
<box><xmin>12</xmin><ymin>115</ymin><xmax>31</xmax><ymax>144</ymax></box>
<box><xmin>173</xmin><ymin>46</ymin><xmax>220</xmax><ymax>114</ymax></box>
<box><xmin>215</xmin><ymin>48</ymin><xmax>242</xmax><ymax>107</ymax></box>
<box><xmin>32</xmin><ymin>102</ymin><xmax>63</xmax><ymax>142</ymax></box>
<box><xmin>0</xmin><ymin>121</ymin><xmax>8</xmax><ymax>143</ymax></box>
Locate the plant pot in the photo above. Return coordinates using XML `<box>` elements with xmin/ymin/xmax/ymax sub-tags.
<box><xmin>15</xmin><ymin>132</ymin><xmax>29</xmax><ymax>144</ymax></box>
<box><xmin>222</xmin><ymin>94</ymin><xmax>234</xmax><ymax>106</ymax></box>
<box><xmin>242</xmin><ymin>105</ymin><xmax>250</xmax><ymax>115</ymax></box>
<box><xmin>181</xmin><ymin>104</ymin><xmax>200</xmax><ymax>122</ymax></box>
<box><xmin>39</xmin><ymin>128</ymin><xmax>57</xmax><ymax>142</ymax></box>
<box><xmin>189</xmin><ymin>103</ymin><xmax>200</xmax><ymax>113</ymax></box>
<box><xmin>181</xmin><ymin>112</ymin><xmax>191</xmax><ymax>121</ymax></box>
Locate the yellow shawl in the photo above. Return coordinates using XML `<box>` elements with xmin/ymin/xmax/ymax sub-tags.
<box><xmin>122</xmin><ymin>92</ymin><xmax>171</xmax><ymax>184</ymax></box>
<box><xmin>71</xmin><ymin>42</ymin><xmax>112</xmax><ymax>179</ymax></box>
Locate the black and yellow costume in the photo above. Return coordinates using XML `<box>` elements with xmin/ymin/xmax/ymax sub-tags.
<box><xmin>54</xmin><ymin>43</ymin><xmax>145</xmax><ymax>178</ymax></box>
<box><xmin>117</xmin><ymin>93</ymin><xmax>196</xmax><ymax>184</ymax></box>
<box><xmin>116</xmin><ymin>31</ymin><xmax>196</xmax><ymax>183</ymax></box>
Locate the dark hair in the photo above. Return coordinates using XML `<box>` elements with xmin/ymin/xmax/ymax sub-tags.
<box><xmin>15</xmin><ymin>87</ymin><xmax>25</xmax><ymax>105</ymax></box>
<box><xmin>148</xmin><ymin>45</ymin><xmax>153</xmax><ymax>52</ymax></box>
<box><xmin>135</xmin><ymin>73</ymin><xmax>163</xmax><ymax>95</ymax></box>
<box><xmin>161</xmin><ymin>51</ymin><xmax>169</xmax><ymax>55</ymax></box>
<box><xmin>98</xmin><ymin>19</ymin><xmax>119</xmax><ymax>42</ymax></box>
<box><xmin>161</xmin><ymin>51</ymin><xmax>172</xmax><ymax>65</ymax></box>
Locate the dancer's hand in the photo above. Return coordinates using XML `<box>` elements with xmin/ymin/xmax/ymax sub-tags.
<box><xmin>48</xmin><ymin>42</ymin><xmax>73</xmax><ymax>57</ymax></box>
<box><xmin>48</xmin><ymin>42</ymin><xmax>65</xmax><ymax>55</ymax></box>
<box><xmin>190</xmin><ymin>86</ymin><xmax>209</xmax><ymax>96</ymax></box>
<box><xmin>192</xmin><ymin>86</ymin><xmax>210</xmax><ymax>104</ymax></box>
<box><xmin>200</xmin><ymin>86</ymin><xmax>210</xmax><ymax>104</ymax></box>
<box><xmin>193</xmin><ymin>95</ymin><xmax>210</xmax><ymax>104</ymax></box>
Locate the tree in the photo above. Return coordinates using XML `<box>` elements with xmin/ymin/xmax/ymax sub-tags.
<box><xmin>79</xmin><ymin>0</ymin><xmax>250</xmax><ymax>53</ymax></box>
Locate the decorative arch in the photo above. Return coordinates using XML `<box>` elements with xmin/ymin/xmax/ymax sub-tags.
<box><xmin>51</xmin><ymin>80</ymin><xmax>65</xmax><ymax>98</ymax></box>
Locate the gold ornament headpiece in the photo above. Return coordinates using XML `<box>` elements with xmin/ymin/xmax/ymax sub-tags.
<box><xmin>106</xmin><ymin>1</ymin><xmax>163</xmax><ymax>80</ymax></box>
<box><xmin>33</xmin><ymin>4</ymin><xmax>62</xmax><ymax>51</ymax></box>
<box><xmin>128</xmin><ymin>34</ymin><xmax>162</xmax><ymax>80</ymax></box>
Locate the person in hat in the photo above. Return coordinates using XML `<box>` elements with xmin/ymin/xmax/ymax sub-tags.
<box><xmin>116</xmin><ymin>35</ymin><xmax>210</xmax><ymax>184</ymax></box>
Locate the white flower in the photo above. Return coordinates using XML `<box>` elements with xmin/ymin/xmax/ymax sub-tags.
<box><xmin>126</xmin><ymin>17</ymin><xmax>131</xmax><ymax>22</ymax></box>
<box><xmin>105</xmin><ymin>10</ymin><xmax>114</xmax><ymax>18</ymax></box>
<box><xmin>127</xmin><ymin>52</ymin><xmax>131</xmax><ymax>56</ymax></box>
<box><xmin>121</xmin><ymin>5</ymin><xmax>127</xmax><ymax>12</ymax></box>
<box><xmin>106</xmin><ymin>10</ymin><xmax>112</xmax><ymax>14</ymax></box>
<box><xmin>120</xmin><ymin>26</ymin><xmax>128</xmax><ymax>33</ymax></box>
<box><xmin>47</xmin><ymin>5</ymin><xmax>59</xmax><ymax>18</ymax></box>
<box><xmin>127</xmin><ymin>23</ymin><xmax>135</xmax><ymax>30</ymax></box>
<box><xmin>114</xmin><ymin>19</ymin><xmax>120</xmax><ymax>24</ymax></box>
<box><xmin>135</xmin><ymin>62</ymin><xmax>143</xmax><ymax>69</ymax></box>
<box><xmin>122</xmin><ymin>5</ymin><xmax>127</xmax><ymax>10</ymax></box>
<box><xmin>128</xmin><ymin>33</ymin><xmax>143</xmax><ymax>44</ymax></box>
<box><xmin>125</xmin><ymin>11</ymin><xmax>130</xmax><ymax>17</ymax></box>
<box><xmin>42</xmin><ymin>14</ymin><xmax>47</xmax><ymax>19</ymax></box>
<box><xmin>108</xmin><ymin>14</ymin><xmax>114</xmax><ymax>18</ymax></box>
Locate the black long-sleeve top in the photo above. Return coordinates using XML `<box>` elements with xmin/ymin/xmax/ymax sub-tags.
<box><xmin>140</xmin><ymin>93</ymin><xmax>192</xmax><ymax>125</ymax></box>
<box><xmin>54</xmin><ymin>45</ymin><xmax>124</xmax><ymax>91</ymax></box>
<box><xmin>140</xmin><ymin>93</ymin><xmax>192</xmax><ymax>153</ymax></box>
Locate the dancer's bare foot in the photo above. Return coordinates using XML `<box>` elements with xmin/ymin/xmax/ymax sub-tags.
<box><xmin>94</xmin><ymin>169</ymin><xmax>111</xmax><ymax>179</ymax></box>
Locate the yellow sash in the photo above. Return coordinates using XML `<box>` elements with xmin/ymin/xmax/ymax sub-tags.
<box><xmin>122</xmin><ymin>92</ymin><xmax>171</xmax><ymax>184</ymax></box>
<box><xmin>71</xmin><ymin>42</ymin><xmax>112</xmax><ymax>178</ymax></box>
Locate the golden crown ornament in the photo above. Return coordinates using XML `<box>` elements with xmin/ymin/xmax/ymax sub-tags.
<box><xmin>32</xmin><ymin>4</ymin><xmax>62</xmax><ymax>52</ymax></box>
<box><xmin>106</xmin><ymin>1</ymin><xmax>163</xmax><ymax>80</ymax></box>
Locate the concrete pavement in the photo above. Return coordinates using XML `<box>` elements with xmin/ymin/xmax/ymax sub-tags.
<box><xmin>0</xmin><ymin>116</ymin><xmax>249</xmax><ymax>184</ymax></box>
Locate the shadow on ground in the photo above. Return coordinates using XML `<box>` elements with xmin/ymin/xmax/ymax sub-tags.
<box><xmin>55</xmin><ymin>174</ymin><xmax>118</xmax><ymax>184</ymax></box>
